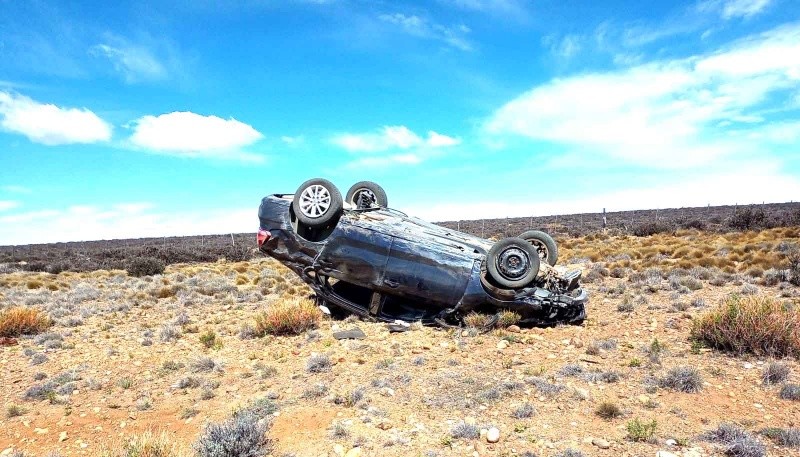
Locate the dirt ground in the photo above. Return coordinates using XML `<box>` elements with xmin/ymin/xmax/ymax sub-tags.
<box><xmin>1</xmin><ymin>230</ymin><xmax>799</xmax><ymax>457</ymax></box>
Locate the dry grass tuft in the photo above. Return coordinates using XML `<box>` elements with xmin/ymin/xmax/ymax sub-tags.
<box><xmin>0</xmin><ymin>307</ymin><xmax>52</xmax><ymax>337</ymax></box>
<box><xmin>254</xmin><ymin>296</ymin><xmax>322</xmax><ymax>336</ymax></box>
<box><xmin>100</xmin><ymin>430</ymin><xmax>188</xmax><ymax>457</ymax></box>
<box><xmin>691</xmin><ymin>295</ymin><xmax>800</xmax><ymax>358</ymax></box>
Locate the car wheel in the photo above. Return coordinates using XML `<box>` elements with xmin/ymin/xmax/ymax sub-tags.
<box><xmin>486</xmin><ymin>237</ymin><xmax>540</xmax><ymax>289</ymax></box>
<box><xmin>292</xmin><ymin>178</ymin><xmax>343</xmax><ymax>228</ymax></box>
<box><xmin>345</xmin><ymin>181</ymin><xmax>388</xmax><ymax>208</ymax></box>
<box><xmin>519</xmin><ymin>230</ymin><xmax>558</xmax><ymax>266</ymax></box>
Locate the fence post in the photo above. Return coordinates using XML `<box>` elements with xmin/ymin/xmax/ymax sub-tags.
<box><xmin>230</xmin><ymin>233</ymin><xmax>235</xmax><ymax>246</ymax></box>
<box><xmin>602</xmin><ymin>208</ymin><xmax>607</xmax><ymax>229</ymax></box>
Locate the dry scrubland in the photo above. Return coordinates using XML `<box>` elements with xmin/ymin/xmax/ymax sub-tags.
<box><xmin>0</xmin><ymin>227</ymin><xmax>799</xmax><ymax>457</ymax></box>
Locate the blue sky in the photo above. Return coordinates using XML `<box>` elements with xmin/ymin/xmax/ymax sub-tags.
<box><xmin>1</xmin><ymin>0</ymin><xmax>799</xmax><ymax>244</ymax></box>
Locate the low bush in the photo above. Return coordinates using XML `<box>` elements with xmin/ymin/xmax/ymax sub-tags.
<box><xmin>633</xmin><ymin>221</ymin><xmax>673</xmax><ymax>237</ymax></box>
<box><xmin>254</xmin><ymin>297</ymin><xmax>322</xmax><ymax>336</ymax></box>
<box><xmin>659</xmin><ymin>366</ymin><xmax>703</xmax><ymax>393</ymax></box>
<box><xmin>762</xmin><ymin>362</ymin><xmax>790</xmax><ymax>385</ymax></box>
<box><xmin>595</xmin><ymin>401</ymin><xmax>622</xmax><ymax>419</ymax></box>
<box><xmin>703</xmin><ymin>423</ymin><xmax>765</xmax><ymax>457</ymax></box>
<box><xmin>101</xmin><ymin>430</ymin><xmax>188</xmax><ymax>457</ymax></box>
<box><xmin>691</xmin><ymin>295</ymin><xmax>800</xmax><ymax>358</ymax></box>
<box><xmin>728</xmin><ymin>207</ymin><xmax>767</xmax><ymax>231</ymax></box>
<box><xmin>126</xmin><ymin>257</ymin><xmax>165</xmax><ymax>277</ymax></box>
<box><xmin>0</xmin><ymin>307</ymin><xmax>52</xmax><ymax>337</ymax></box>
<box><xmin>626</xmin><ymin>418</ymin><xmax>657</xmax><ymax>442</ymax></box>
<box><xmin>780</xmin><ymin>384</ymin><xmax>800</xmax><ymax>401</ymax></box>
<box><xmin>194</xmin><ymin>412</ymin><xmax>272</xmax><ymax>457</ymax></box>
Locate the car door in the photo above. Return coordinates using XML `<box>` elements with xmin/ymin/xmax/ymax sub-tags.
<box><xmin>315</xmin><ymin>215</ymin><xmax>391</xmax><ymax>288</ymax></box>
<box><xmin>382</xmin><ymin>234</ymin><xmax>474</xmax><ymax>306</ymax></box>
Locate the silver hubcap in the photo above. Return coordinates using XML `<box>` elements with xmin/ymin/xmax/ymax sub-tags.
<box><xmin>298</xmin><ymin>184</ymin><xmax>331</xmax><ymax>218</ymax></box>
<box><xmin>497</xmin><ymin>247</ymin><xmax>529</xmax><ymax>279</ymax></box>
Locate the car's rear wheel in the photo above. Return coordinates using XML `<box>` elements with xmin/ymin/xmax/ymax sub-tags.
<box><xmin>519</xmin><ymin>230</ymin><xmax>558</xmax><ymax>266</ymax></box>
<box><xmin>345</xmin><ymin>181</ymin><xmax>388</xmax><ymax>208</ymax></box>
<box><xmin>292</xmin><ymin>178</ymin><xmax>343</xmax><ymax>228</ymax></box>
<box><xmin>486</xmin><ymin>237</ymin><xmax>540</xmax><ymax>289</ymax></box>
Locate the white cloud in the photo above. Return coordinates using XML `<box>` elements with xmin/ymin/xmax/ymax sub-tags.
<box><xmin>405</xmin><ymin>166</ymin><xmax>800</xmax><ymax>222</ymax></box>
<box><xmin>90</xmin><ymin>43</ymin><xmax>167</xmax><ymax>83</ymax></box>
<box><xmin>280</xmin><ymin>135</ymin><xmax>305</xmax><ymax>147</ymax></box>
<box><xmin>0</xmin><ymin>91</ymin><xmax>112</xmax><ymax>145</ymax></box>
<box><xmin>0</xmin><ymin>200</ymin><xmax>19</xmax><ymax>212</ymax></box>
<box><xmin>485</xmin><ymin>22</ymin><xmax>800</xmax><ymax>167</ymax></box>
<box><xmin>699</xmin><ymin>0</ymin><xmax>773</xmax><ymax>19</ymax></box>
<box><xmin>542</xmin><ymin>34</ymin><xmax>582</xmax><ymax>58</ymax></box>
<box><xmin>0</xmin><ymin>203</ymin><xmax>257</xmax><ymax>245</ymax></box>
<box><xmin>442</xmin><ymin>0</ymin><xmax>529</xmax><ymax>19</ymax></box>
<box><xmin>128</xmin><ymin>111</ymin><xmax>264</xmax><ymax>161</ymax></box>
<box><xmin>1</xmin><ymin>185</ymin><xmax>31</xmax><ymax>194</ymax></box>
<box><xmin>346</xmin><ymin>153</ymin><xmax>423</xmax><ymax>169</ymax></box>
<box><xmin>378</xmin><ymin>13</ymin><xmax>472</xmax><ymax>51</ymax></box>
<box><xmin>332</xmin><ymin>126</ymin><xmax>461</xmax><ymax>153</ymax></box>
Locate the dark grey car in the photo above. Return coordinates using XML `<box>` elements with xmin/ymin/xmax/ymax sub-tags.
<box><xmin>257</xmin><ymin>178</ymin><xmax>587</xmax><ymax>326</ymax></box>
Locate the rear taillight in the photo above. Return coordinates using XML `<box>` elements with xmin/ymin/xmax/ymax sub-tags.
<box><xmin>257</xmin><ymin>229</ymin><xmax>271</xmax><ymax>247</ymax></box>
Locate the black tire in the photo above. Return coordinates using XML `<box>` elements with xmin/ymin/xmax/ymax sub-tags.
<box><xmin>292</xmin><ymin>178</ymin><xmax>343</xmax><ymax>228</ymax></box>
<box><xmin>486</xmin><ymin>237</ymin><xmax>540</xmax><ymax>289</ymax></box>
<box><xmin>519</xmin><ymin>230</ymin><xmax>558</xmax><ymax>266</ymax></box>
<box><xmin>345</xmin><ymin>181</ymin><xmax>388</xmax><ymax>208</ymax></box>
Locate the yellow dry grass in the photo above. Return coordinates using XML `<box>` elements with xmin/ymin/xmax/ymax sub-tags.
<box><xmin>0</xmin><ymin>306</ymin><xmax>52</xmax><ymax>337</ymax></box>
<box><xmin>254</xmin><ymin>296</ymin><xmax>323</xmax><ymax>336</ymax></box>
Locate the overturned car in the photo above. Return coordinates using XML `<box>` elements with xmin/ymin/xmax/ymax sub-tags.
<box><xmin>257</xmin><ymin>178</ymin><xmax>587</xmax><ymax>327</ymax></box>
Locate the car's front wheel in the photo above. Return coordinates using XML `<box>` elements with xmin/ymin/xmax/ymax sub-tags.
<box><xmin>292</xmin><ymin>178</ymin><xmax>343</xmax><ymax>228</ymax></box>
<box><xmin>345</xmin><ymin>181</ymin><xmax>388</xmax><ymax>208</ymax></box>
<box><xmin>519</xmin><ymin>230</ymin><xmax>558</xmax><ymax>266</ymax></box>
<box><xmin>486</xmin><ymin>237</ymin><xmax>541</xmax><ymax>289</ymax></box>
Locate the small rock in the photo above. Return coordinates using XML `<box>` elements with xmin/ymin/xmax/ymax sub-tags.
<box><xmin>34</xmin><ymin>428</ymin><xmax>48</xmax><ymax>435</ymax></box>
<box><xmin>637</xmin><ymin>395</ymin><xmax>650</xmax><ymax>404</ymax></box>
<box><xmin>59</xmin><ymin>431</ymin><xmax>68</xmax><ymax>442</ymax></box>
<box><xmin>743</xmin><ymin>362</ymin><xmax>754</xmax><ymax>369</ymax></box>
<box><xmin>592</xmin><ymin>438</ymin><xmax>610</xmax><ymax>449</ymax></box>
<box><xmin>656</xmin><ymin>451</ymin><xmax>679</xmax><ymax>457</ymax></box>
<box><xmin>333</xmin><ymin>443</ymin><xmax>345</xmax><ymax>457</ymax></box>
<box><xmin>464</xmin><ymin>416</ymin><xmax>477</xmax><ymax>426</ymax></box>
<box><xmin>333</xmin><ymin>327</ymin><xmax>366</xmax><ymax>340</ymax></box>
<box><xmin>507</xmin><ymin>325</ymin><xmax>521</xmax><ymax>333</ymax></box>
<box><xmin>486</xmin><ymin>427</ymin><xmax>500</xmax><ymax>443</ymax></box>
<box><xmin>496</xmin><ymin>340</ymin><xmax>509</xmax><ymax>350</ymax></box>
<box><xmin>665</xmin><ymin>439</ymin><xmax>677</xmax><ymax>446</ymax></box>
<box><xmin>570</xmin><ymin>338</ymin><xmax>583</xmax><ymax>348</ymax></box>
<box><xmin>344</xmin><ymin>448</ymin><xmax>362</xmax><ymax>457</ymax></box>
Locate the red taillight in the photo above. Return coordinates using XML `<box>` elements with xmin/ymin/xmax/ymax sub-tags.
<box><xmin>257</xmin><ymin>229</ymin><xmax>271</xmax><ymax>247</ymax></box>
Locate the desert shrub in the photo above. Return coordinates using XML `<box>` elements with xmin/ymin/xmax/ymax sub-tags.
<box><xmin>194</xmin><ymin>412</ymin><xmax>272</xmax><ymax>457</ymax></box>
<box><xmin>0</xmin><ymin>307</ymin><xmax>52</xmax><ymax>337</ymax></box>
<box><xmin>633</xmin><ymin>221</ymin><xmax>673</xmax><ymax>237</ymax></box>
<box><xmin>190</xmin><ymin>357</ymin><xmax>223</xmax><ymax>373</ymax></box>
<box><xmin>762</xmin><ymin>362</ymin><xmax>790</xmax><ymax>385</ymax></box>
<box><xmin>126</xmin><ymin>257</ymin><xmax>165</xmax><ymax>277</ymax></box>
<box><xmin>497</xmin><ymin>310</ymin><xmax>521</xmax><ymax>327</ymax></box>
<box><xmin>254</xmin><ymin>297</ymin><xmax>322</xmax><ymax>336</ymax></box>
<box><xmin>658</xmin><ymin>366</ymin><xmax>703</xmax><ymax>393</ymax></box>
<box><xmin>332</xmin><ymin>388</ymin><xmax>365</xmax><ymax>408</ymax></box>
<box><xmin>512</xmin><ymin>403</ymin><xmax>534</xmax><ymax>419</ymax></box>
<box><xmin>626</xmin><ymin>418</ymin><xmax>657</xmax><ymax>442</ymax></box>
<box><xmin>728</xmin><ymin>207</ymin><xmax>767</xmax><ymax>231</ymax></box>
<box><xmin>680</xmin><ymin>218</ymin><xmax>707</xmax><ymax>230</ymax></box>
<box><xmin>703</xmin><ymin>423</ymin><xmax>765</xmax><ymax>457</ymax></box>
<box><xmin>595</xmin><ymin>401</ymin><xmax>622</xmax><ymax>419</ymax></box>
<box><xmin>691</xmin><ymin>295</ymin><xmax>800</xmax><ymax>358</ymax></box>
<box><xmin>761</xmin><ymin>427</ymin><xmax>800</xmax><ymax>447</ymax></box>
<box><xmin>199</xmin><ymin>331</ymin><xmax>222</xmax><ymax>349</ymax></box>
<box><xmin>450</xmin><ymin>421</ymin><xmax>480</xmax><ymax>439</ymax></box>
<box><xmin>553</xmin><ymin>450</ymin><xmax>584</xmax><ymax>457</ymax></box>
<box><xmin>780</xmin><ymin>384</ymin><xmax>800</xmax><ymax>401</ymax></box>
<box><xmin>306</xmin><ymin>354</ymin><xmax>332</xmax><ymax>373</ymax></box>
<box><xmin>101</xmin><ymin>430</ymin><xmax>187</xmax><ymax>457</ymax></box>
